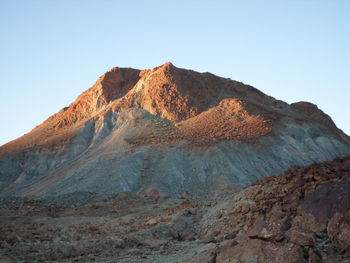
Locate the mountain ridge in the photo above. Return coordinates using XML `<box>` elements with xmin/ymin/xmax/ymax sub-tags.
<box><xmin>2</xmin><ymin>62</ymin><xmax>346</xmax><ymax>152</ymax></box>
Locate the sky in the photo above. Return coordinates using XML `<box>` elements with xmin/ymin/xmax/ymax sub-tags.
<box><xmin>0</xmin><ymin>0</ymin><xmax>349</xmax><ymax>146</ymax></box>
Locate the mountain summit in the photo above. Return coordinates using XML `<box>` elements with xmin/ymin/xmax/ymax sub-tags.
<box><xmin>1</xmin><ymin>63</ymin><xmax>350</xmax><ymax>198</ymax></box>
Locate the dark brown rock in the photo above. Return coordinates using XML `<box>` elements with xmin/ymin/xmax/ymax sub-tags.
<box><xmin>144</xmin><ymin>188</ymin><xmax>161</xmax><ymax>198</ymax></box>
<box><xmin>302</xmin><ymin>178</ymin><xmax>350</xmax><ymax>222</ymax></box>
<box><xmin>327</xmin><ymin>211</ymin><xmax>350</xmax><ymax>255</ymax></box>
<box><xmin>289</xmin><ymin>229</ymin><xmax>314</xmax><ymax>246</ymax></box>
<box><xmin>308</xmin><ymin>249</ymin><xmax>322</xmax><ymax>263</ymax></box>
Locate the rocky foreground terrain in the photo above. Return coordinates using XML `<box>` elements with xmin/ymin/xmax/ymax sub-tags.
<box><xmin>1</xmin><ymin>154</ymin><xmax>349</xmax><ymax>262</ymax></box>
<box><xmin>1</xmin><ymin>62</ymin><xmax>350</xmax><ymax>198</ymax></box>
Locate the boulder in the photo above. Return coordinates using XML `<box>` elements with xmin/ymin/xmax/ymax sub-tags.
<box><xmin>327</xmin><ymin>211</ymin><xmax>350</xmax><ymax>255</ymax></box>
<box><xmin>143</xmin><ymin>188</ymin><xmax>161</xmax><ymax>198</ymax></box>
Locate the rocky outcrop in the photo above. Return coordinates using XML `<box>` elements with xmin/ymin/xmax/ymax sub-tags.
<box><xmin>0</xmin><ymin>62</ymin><xmax>350</xmax><ymax>198</ymax></box>
<box><xmin>195</xmin><ymin>154</ymin><xmax>350</xmax><ymax>262</ymax></box>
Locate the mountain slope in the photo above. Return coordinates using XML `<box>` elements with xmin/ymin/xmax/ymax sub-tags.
<box><xmin>1</xmin><ymin>62</ymin><xmax>350</xmax><ymax>198</ymax></box>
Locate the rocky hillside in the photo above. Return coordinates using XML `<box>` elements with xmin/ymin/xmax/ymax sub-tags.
<box><xmin>0</xmin><ymin>62</ymin><xmax>350</xmax><ymax>198</ymax></box>
<box><xmin>1</xmin><ymin>154</ymin><xmax>349</xmax><ymax>262</ymax></box>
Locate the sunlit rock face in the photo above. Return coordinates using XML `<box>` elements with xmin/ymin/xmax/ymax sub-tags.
<box><xmin>1</xmin><ymin>62</ymin><xmax>350</xmax><ymax>198</ymax></box>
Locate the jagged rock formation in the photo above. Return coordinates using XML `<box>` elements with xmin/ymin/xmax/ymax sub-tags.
<box><xmin>0</xmin><ymin>62</ymin><xmax>350</xmax><ymax>198</ymax></box>
<box><xmin>196</xmin><ymin>154</ymin><xmax>350</xmax><ymax>263</ymax></box>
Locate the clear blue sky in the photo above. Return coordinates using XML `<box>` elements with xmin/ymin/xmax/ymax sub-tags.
<box><xmin>0</xmin><ymin>0</ymin><xmax>349</xmax><ymax>146</ymax></box>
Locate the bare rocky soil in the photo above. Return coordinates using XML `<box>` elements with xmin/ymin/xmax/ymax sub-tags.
<box><xmin>1</xmin><ymin>154</ymin><xmax>349</xmax><ymax>262</ymax></box>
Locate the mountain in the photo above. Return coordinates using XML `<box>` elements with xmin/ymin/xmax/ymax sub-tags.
<box><xmin>1</xmin><ymin>62</ymin><xmax>350</xmax><ymax>198</ymax></box>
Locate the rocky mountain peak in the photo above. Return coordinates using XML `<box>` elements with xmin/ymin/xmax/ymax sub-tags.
<box><xmin>1</xmin><ymin>63</ymin><xmax>348</xmax><ymax>153</ymax></box>
<box><xmin>0</xmin><ymin>63</ymin><xmax>349</xmax><ymax>200</ymax></box>
<box><xmin>39</xmin><ymin>67</ymin><xmax>140</xmax><ymax>131</ymax></box>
